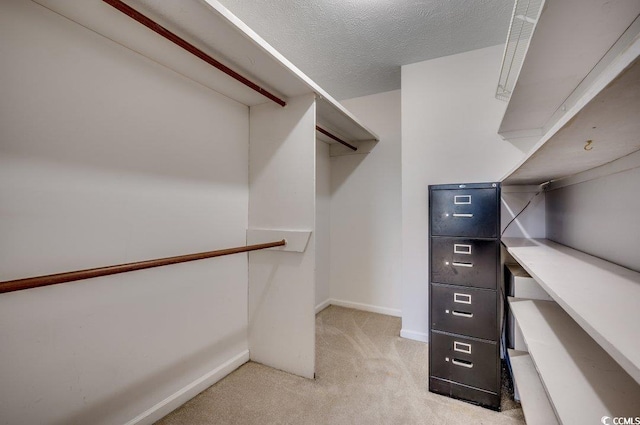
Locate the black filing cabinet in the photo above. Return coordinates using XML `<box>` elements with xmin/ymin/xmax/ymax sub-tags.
<box><xmin>428</xmin><ymin>182</ymin><xmax>502</xmax><ymax>410</ymax></box>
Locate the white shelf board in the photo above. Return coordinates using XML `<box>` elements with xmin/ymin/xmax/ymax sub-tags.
<box><xmin>509</xmin><ymin>298</ymin><xmax>640</xmax><ymax>424</ymax></box>
<box><xmin>502</xmin><ymin>46</ymin><xmax>640</xmax><ymax>185</ymax></box>
<box><xmin>315</xmin><ymin>99</ymin><xmax>378</xmax><ymax>145</ymax></box>
<box><xmin>503</xmin><ymin>238</ymin><xmax>640</xmax><ymax>384</ymax></box>
<box><xmin>198</xmin><ymin>0</ymin><xmax>379</xmax><ymax>145</ymax></box>
<box><xmin>32</xmin><ymin>0</ymin><xmax>378</xmax><ymax>146</ymax></box>
<box><xmin>498</xmin><ymin>0</ymin><xmax>640</xmax><ymax>136</ymax></box>
<box><xmin>507</xmin><ymin>350</ymin><xmax>559</xmax><ymax>425</ymax></box>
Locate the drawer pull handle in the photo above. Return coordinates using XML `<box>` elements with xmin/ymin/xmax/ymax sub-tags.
<box><xmin>452</xmin><ymin>310</ymin><xmax>473</xmax><ymax>318</ymax></box>
<box><xmin>454</xmin><ymin>341</ymin><xmax>472</xmax><ymax>354</ymax></box>
<box><xmin>453</xmin><ymin>244</ymin><xmax>472</xmax><ymax>254</ymax></box>
<box><xmin>452</xmin><ymin>213</ymin><xmax>473</xmax><ymax>218</ymax></box>
<box><xmin>452</xmin><ymin>262</ymin><xmax>473</xmax><ymax>268</ymax></box>
<box><xmin>454</xmin><ymin>293</ymin><xmax>472</xmax><ymax>304</ymax></box>
<box><xmin>454</xmin><ymin>195</ymin><xmax>472</xmax><ymax>205</ymax></box>
<box><xmin>452</xmin><ymin>359</ymin><xmax>473</xmax><ymax>368</ymax></box>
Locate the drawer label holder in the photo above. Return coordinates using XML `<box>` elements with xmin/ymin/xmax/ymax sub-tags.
<box><xmin>454</xmin><ymin>195</ymin><xmax>472</xmax><ymax>205</ymax></box>
<box><xmin>453</xmin><ymin>244</ymin><xmax>472</xmax><ymax>254</ymax></box>
<box><xmin>454</xmin><ymin>341</ymin><xmax>472</xmax><ymax>354</ymax></box>
<box><xmin>454</xmin><ymin>293</ymin><xmax>472</xmax><ymax>304</ymax></box>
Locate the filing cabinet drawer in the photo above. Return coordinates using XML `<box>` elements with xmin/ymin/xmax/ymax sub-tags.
<box><xmin>429</xmin><ymin>377</ymin><xmax>500</xmax><ymax>410</ymax></box>
<box><xmin>431</xmin><ymin>283</ymin><xmax>497</xmax><ymax>340</ymax></box>
<box><xmin>430</xmin><ymin>331</ymin><xmax>498</xmax><ymax>393</ymax></box>
<box><xmin>430</xmin><ymin>187</ymin><xmax>498</xmax><ymax>238</ymax></box>
<box><xmin>431</xmin><ymin>237</ymin><xmax>498</xmax><ymax>288</ymax></box>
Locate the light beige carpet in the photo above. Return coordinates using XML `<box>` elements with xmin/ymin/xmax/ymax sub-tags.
<box><xmin>156</xmin><ymin>306</ymin><xmax>525</xmax><ymax>424</ymax></box>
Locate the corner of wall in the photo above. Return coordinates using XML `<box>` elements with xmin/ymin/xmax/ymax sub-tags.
<box><xmin>400</xmin><ymin>329</ymin><xmax>429</xmax><ymax>343</ymax></box>
<box><xmin>124</xmin><ymin>350</ymin><xmax>249</xmax><ymax>425</ymax></box>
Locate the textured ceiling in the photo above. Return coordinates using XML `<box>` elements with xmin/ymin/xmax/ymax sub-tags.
<box><xmin>216</xmin><ymin>0</ymin><xmax>514</xmax><ymax>100</ymax></box>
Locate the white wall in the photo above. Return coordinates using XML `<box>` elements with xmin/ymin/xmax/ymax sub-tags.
<box><xmin>0</xmin><ymin>1</ymin><xmax>249</xmax><ymax>424</ymax></box>
<box><xmin>329</xmin><ymin>90</ymin><xmax>402</xmax><ymax>317</ymax></box>
<box><xmin>315</xmin><ymin>141</ymin><xmax>331</xmax><ymax>311</ymax></box>
<box><xmin>248</xmin><ymin>94</ymin><xmax>317</xmax><ymax>379</ymax></box>
<box><xmin>501</xmin><ymin>188</ymin><xmax>546</xmax><ymax>238</ymax></box>
<box><xmin>400</xmin><ymin>45</ymin><xmax>525</xmax><ymax>341</ymax></box>
<box><xmin>546</xmin><ymin>155</ymin><xmax>640</xmax><ymax>272</ymax></box>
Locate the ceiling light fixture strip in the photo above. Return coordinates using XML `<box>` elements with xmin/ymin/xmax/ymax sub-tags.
<box><xmin>102</xmin><ymin>0</ymin><xmax>287</xmax><ymax>107</ymax></box>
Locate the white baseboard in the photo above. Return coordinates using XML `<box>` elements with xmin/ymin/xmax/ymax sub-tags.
<box><xmin>315</xmin><ymin>299</ymin><xmax>331</xmax><ymax>314</ymax></box>
<box><xmin>400</xmin><ymin>329</ymin><xmax>429</xmax><ymax>343</ymax></box>
<box><xmin>124</xmin><ymin>350</ymin><xmax>250</xmax><ymax>425</ymax></box>
<box><xmin>329</xmin><ymin>298</ymin><xmax>401</xmax><ymax>317</ymax></box>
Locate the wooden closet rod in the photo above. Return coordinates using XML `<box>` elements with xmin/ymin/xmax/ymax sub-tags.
<box><xmin>316</xmin><ymin>126</ymin><xmax>358</xmax><ymax>151</ymax></box>
<box><xmin>0</xmin><ymin>240</ymin><xmax>286</xmax><ymax>294</ymax></box>
<box><xmin>102</xmin><ymin>0</ymin><xmax>287</xmax><ymax>107</ymax></box>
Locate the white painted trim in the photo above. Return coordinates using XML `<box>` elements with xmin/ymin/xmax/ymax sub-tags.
<box><xmin>400</xmin><ymin>329</ymin><xmax>429</xmax><ymax>343</ymax></box>
<box><xmin>329</xmin><ymin>299</ymin><xmax>401</xmax><ymax>317</ymax></box>
<box><xmin>315</xmin><ymin>299</ymin><xmax>331</xmax><ymax>314</ymax></box>
<box><xmin>124</xmin><ymin>350</ymin><xmax>250</xmax><ymax>425</ymax></box>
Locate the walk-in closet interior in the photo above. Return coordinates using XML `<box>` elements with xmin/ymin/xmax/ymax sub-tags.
<box><xmin>0</xmin><ymin>0</ymin><xmax>377</xmax><ymax>422</ymax></box>
<box><xmin>1</xmin><ymin>0</ymin><xmax>639</xmax><ymax>423</ymax></box>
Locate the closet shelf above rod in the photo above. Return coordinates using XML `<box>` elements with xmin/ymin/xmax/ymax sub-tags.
<box><xmin>102</xmin><ymin>0</ymin><xmax>287</xmax><ymax>107</ymax></box>
<box><xmin>33</xmin><ymin>0</ymin><xmax>379</xmax><ymax>144</ymax></box>
<box><xmin>0</xmin><ymin>240</ymin><xmax>286</xmax><ymax>294</ymax></box>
